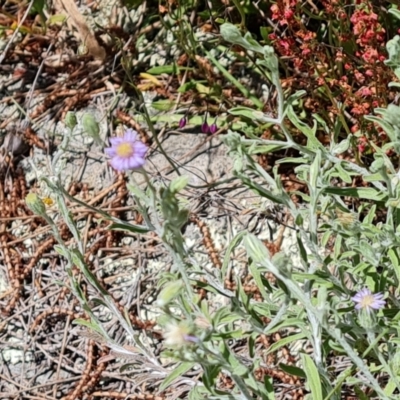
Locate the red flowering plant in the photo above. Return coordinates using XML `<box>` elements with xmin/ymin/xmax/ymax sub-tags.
<box><xmin>267</xmin><ymin>0</ymin><xmax>396</xmax><ymax>157</ymax></box>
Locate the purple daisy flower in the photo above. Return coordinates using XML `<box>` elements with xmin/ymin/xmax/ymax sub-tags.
<box><xmin>352</xmin><ymin>288</ymin><xmax>385</xmax><ymax>313</ymax></box>
<box><xmin>104</xmin><ymin>129</ymin><xmax>148</xmax><ymax>172</ymax></box>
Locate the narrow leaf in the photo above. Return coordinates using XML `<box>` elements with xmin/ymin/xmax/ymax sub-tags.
<box><xmin>279</xmin><ymin>363</ymin><xmax>307</xmax><ymax>378</ymax></box>
<box><xmin>301</xmin><ymin>353</ymin><xmax>323</xmax><ymax>400</ymax></box>
<box><xmin>323</xmin><ymin>187</ymin><xmax>387</xmax><ymax>201</ymax></box>
<box><xmin>265</xmin><ymin>333</ymin><xmax>306</xmax><ymax>355</ymax></box>
<box><xmin>108</xmin><ymin>222</ymin><xmax>149</xmax><ymax>234</ymax></box>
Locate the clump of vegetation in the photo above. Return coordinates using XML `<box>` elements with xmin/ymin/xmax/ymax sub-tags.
<box><xmin>3</xmin><ymin>1</ymin><xmax>400</xmax><ymax>399</ymax></box>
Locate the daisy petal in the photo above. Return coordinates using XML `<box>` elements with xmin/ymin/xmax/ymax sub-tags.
<box><xmin>124</xmin><ymin>129</ymin><xmax>138</xmax><ymax>141</ymax></box>
<box><xmin>109</xmin><ymin>137</ymin><xmax>124</xmax><ymax>146</ymax></box>
<box><xmin>104</xmin><ymin>147</ymin><xmax>117</xmax><ymax>157</ymax></box>
<box><xmin>135</xmin><ymin>141</ymin><xmax>149</xmax><ymax>157</ymax></box>
<box><xmin>127</xmin><ymin>155</ymin><xmax>144</xmax><ymax>169</ymax></box>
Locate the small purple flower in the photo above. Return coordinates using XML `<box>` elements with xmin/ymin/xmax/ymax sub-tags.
<box><xmin>104</xmin><ymin>129</ymin><xmax>148</xmax><ymax>172</ymax></box>
<box><xmin>179</xmin><ymin>117</ymin><xmax>187</xmax><ymax>129</ymax></box>
<box><xmin>201</xmin><ymin>122</ymin><xmax>210</xmax><ymax>133</ymax></box>
<box><xmin>352</xmin><ymin>288</ymin><xmax>385</xmax><ymax>313</ymax></box>
<box><xmin>209</xmin><ymin>123</ymin><xmax>218</xmax><ymax>134</ymax></box>
<box><xmin>183</xmin><ymin>334</ymin><xmax>200</xmax><ymax>344</ymax></box>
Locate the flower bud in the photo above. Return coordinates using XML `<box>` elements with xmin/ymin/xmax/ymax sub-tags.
<box><xmin>65</xmin><ymin>112</ymin><xmax>77</xmax><ymax>130</ymax></box>
<box><xmin>82</xmin><ymin>113</ymin><xmax>102</xmax><ymax>145</ymax></box>
<box><xmin>335</xmin><ymin>208</ymin><xmax>357</xmax><ymax>229</ymax></box>
<box><xmin>179</xmin><ymin>117</ymin><xmax>187</xmax><ymax>129</ymax></box>
<box><xmin>156</xmin><ymin>280</ymin><xmax>183</xmax><ymax>307</ymax></box>
<box><xmin>201</xmin><ymin>122</ymin><xmax>209</xmax><ymax>133</ymax></box>
<box><xmin>209</xmin><ymin>123</ymin><xmax>218</xmax><ymax>134</ymax></box>
<box><xmin>25</xmin><ymin>193</ymin><xmax>46</xmax><ymax>216</ymax></box>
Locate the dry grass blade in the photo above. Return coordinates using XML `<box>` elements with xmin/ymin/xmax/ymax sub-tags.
<box><xmin>56</xmin><ymin>0</ymin><xmax>106</xmax><ymax>61</ymax></box>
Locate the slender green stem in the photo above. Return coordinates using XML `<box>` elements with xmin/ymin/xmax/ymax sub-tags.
<box><xmin>205</xmin><ymin>49</ymin><xmax>263</xmax><ymax>109</ymax></box>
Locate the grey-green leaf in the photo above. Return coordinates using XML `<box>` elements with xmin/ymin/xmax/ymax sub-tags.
<box><xmin>301</xmin><ymin>353</ymin><xmax>323</xmax><ymax>400</ymax></box>
<box><xmin>159</xmin><ymin>362</ymin><xmax>195</xmax><ymax>392</ymax></box>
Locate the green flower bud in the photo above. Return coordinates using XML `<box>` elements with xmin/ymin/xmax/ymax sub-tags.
<box><xmin>156</xmin><ymin>280</ymin><xmax>184</xmax><ymax>307</ymax></box>
<box><xmin>65</xmin><ymin>112</ymin><xmax>77</xmax><ymax>130</ymax></box>
<box><xmin>25</xmin><ymin>193</ymin><xmax>46</xmax><ymax>216</ymax></box>
<box><xmin>82</xmin><ymin>113</ymin><xmax>102</xmax><ymax>145</ymax></box>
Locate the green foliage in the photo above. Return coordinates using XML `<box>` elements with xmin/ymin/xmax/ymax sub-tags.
<box><xmin>301</xmin><ymin>354</ymin><xmax>323</xmax><ymax>399</ymax></box>
<box><xmin>82</xmin><ymin>113</ymin><xmax>102</xmax><ymax>146</ymax></box>
<box><xmin>385</xmin><ymin>35</ymin><xmax>400</xmax><ymax>82</ymax></box>
<box><xmin>30</xmin><ymin>3</ymin><xmax>400</xmax><ymax>400</ymax></box>
<box><xmin>31</xmin><ymin>0</ymin><xmax>46</xmax><ymax>25</ymax></box>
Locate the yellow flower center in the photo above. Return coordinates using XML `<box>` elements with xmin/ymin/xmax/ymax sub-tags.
<box><xmin>42</xmin><ymin>197</ymin><xmax>54</xmax><ymax>206</ymax></box>
<box><xmin>360</xmin><ymin>294</ymin><xmax>374</xmax><ymax>308</ymax></box>
<box><xmin>116</xmin><ymin>142</ymin><xmax>134</xmax><ymax>158</ymax></box>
